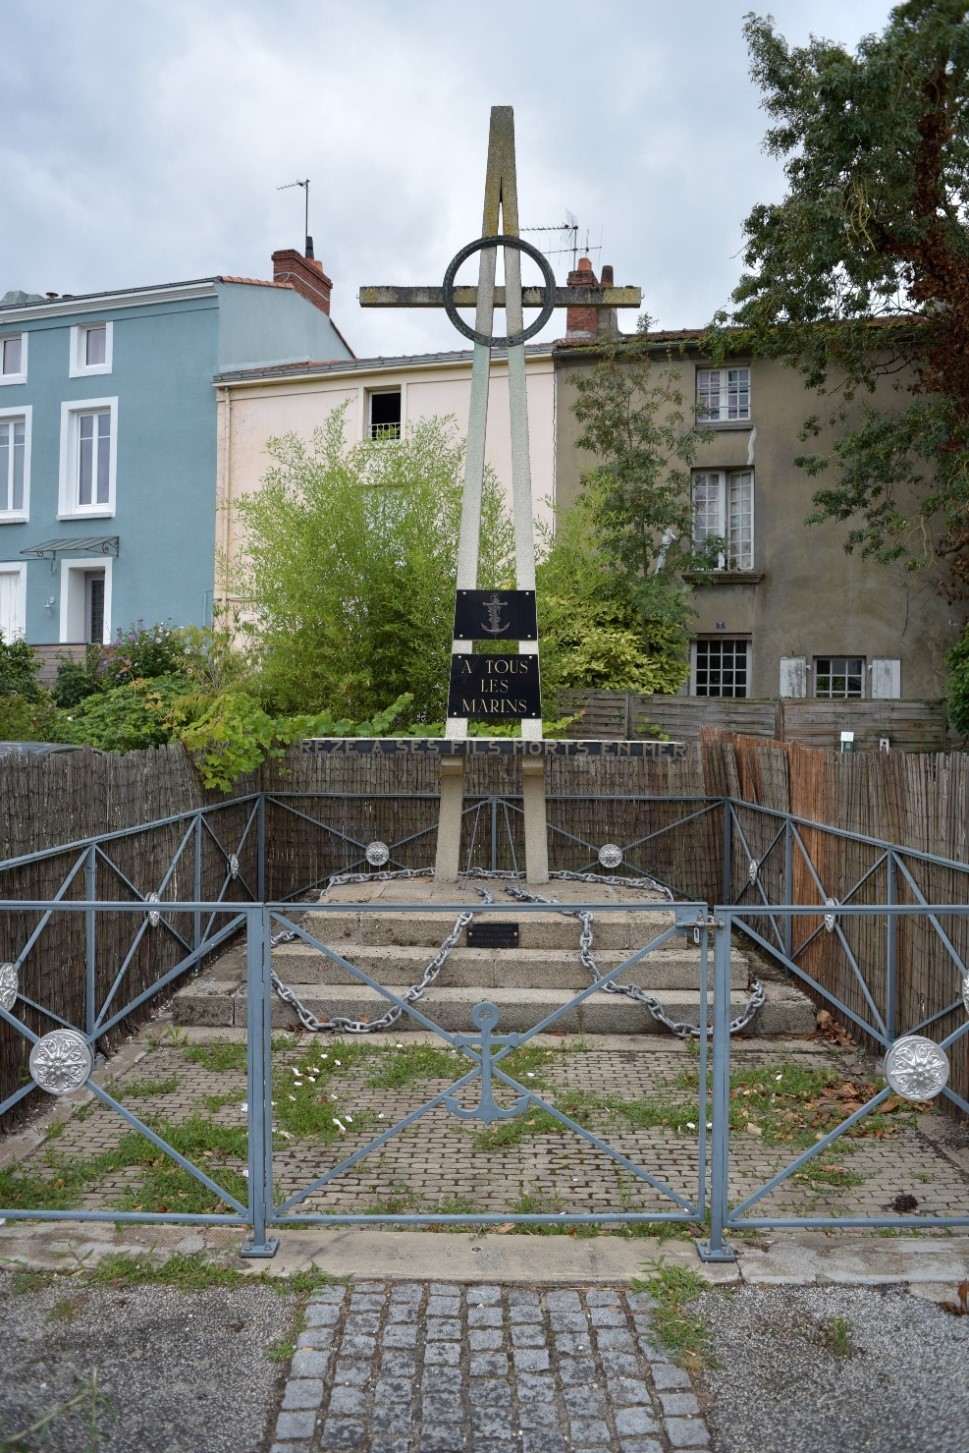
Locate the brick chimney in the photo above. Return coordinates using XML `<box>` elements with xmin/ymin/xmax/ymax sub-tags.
<box><xmin>272</xmin><ymin>242</ymin><xmax>333</xmax><ymax>314</ymax></box>
<box><xmin>565</xmin><ymin>257</ymin><xmax>619</xmax><ymax>341</ymax></box>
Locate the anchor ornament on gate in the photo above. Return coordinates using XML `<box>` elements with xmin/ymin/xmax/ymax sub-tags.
<box><xmin>444</xmin><ymin>1002</ymin><xmax>530</xmax><ymax>1123</ymax></box>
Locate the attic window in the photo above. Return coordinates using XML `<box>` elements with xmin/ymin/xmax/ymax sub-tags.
<box><xmin>368</xmin><ymin>390</ymin><xmax>401</xmax><ymax>440</ymax></box>
<box><xmin>69</xmin><ymin>322</ymin><xmax>112</xmax><ymax>378</ymax></box>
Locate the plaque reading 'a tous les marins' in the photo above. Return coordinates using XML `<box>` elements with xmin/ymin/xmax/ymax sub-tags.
<box><xmin>453</xmin><ymin>590</ymin><xmax>537</xmax><ymax>641</ymax></box>
<box><xmin>448</xmin><ymin>653</ymin><xmax>541</xmax><ymax>719</ymax></box>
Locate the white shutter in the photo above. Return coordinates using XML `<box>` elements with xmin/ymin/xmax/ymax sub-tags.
<box><xmin>871</xmin><ymin>658</ymin><xmax>901</xmax><ymax>699</ymax></box>
<box><xmin>0</xmin><ymin>567</ymin><xmax>25</xmax><ymax>641</ymax></box>
<box><xmin>779</xmin><ymin>657</ymin><xmax>807</xmax><ymax>698</ymax></box>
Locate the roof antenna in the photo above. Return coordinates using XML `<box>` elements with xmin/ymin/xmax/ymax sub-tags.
<box><xmin>277</xmin><ymin>178</ymin><xmax>311</xmax><ymax>255</ymax></box>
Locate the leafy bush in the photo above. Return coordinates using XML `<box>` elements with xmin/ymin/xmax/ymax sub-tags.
<box><xmin>92</xmin><ymin>621</ymin><xmax>188</xmax><ymax>688</ymax></box>
<box><xmin>0</xmin><ymin>691</ymin><xmax>62</xmax><ymax>741</ymax></box>
<box><xmin>0</xmin><ymin>634</ymin><xmax>41</xmax><ymax>700</ymax></box>
<box><xmin>52</xmin><ymin>658</ymin><xmax>103</xmax><ymax>708</ymax></box>
<box><xmin>946</xmin><ymin>626</ymin><xmax>969</xmax><ymax>739</ymax></box>
<box><xmin>56</xmin><ymin>679</ymin><xmax>182</xmax><ymax>753</ymax></box>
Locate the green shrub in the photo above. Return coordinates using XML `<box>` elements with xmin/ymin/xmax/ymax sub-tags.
<box><xmin>57</xmin><ymin>679</ymin><xmax>182</xmax><ymax>752</ymax></box>
<box><xmin>0</xmin><ymin>691</ymin><xmax>61</xmax><ymax>741</ymax></box>
<box><xmin>52</xmin><ymin>658</ymin><xmax>103</xmax><ymax>708</ymax></box>
<box><xmin>946</xmin><ymin>626</ymin><xmax>969</xmax><ymax>739</ymax></box>
<box><xmin>92</xmin><ymin>621</ymin><xmax>188</xmax><ymax>687</ymax></box>
<box><xmin>0</xmin><ymin>634</ymin><xmax>41</xmax><ymax>700</ymax></box>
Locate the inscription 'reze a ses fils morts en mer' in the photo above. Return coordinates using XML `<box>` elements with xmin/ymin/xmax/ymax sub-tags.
<box><xmin>447</xmin><ymin>653</ymin><xmax>542</xmax><ymax>719</ymax></box>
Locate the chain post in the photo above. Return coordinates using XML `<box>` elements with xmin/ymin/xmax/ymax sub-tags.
<box><xmin>84</xmin><ymin>844</ymin><xmax>97</xmax><ymax>1038</ymax></box>
<box><xmin>698</xmin><ymin>910</ymin><xmax>736</xmax><ymax>1263</ymax></box>
<box><xmin>241</xmin><ymin>905</ymin><xmax>278</xmax><ymax>1259</ymax></box>
<box><xmin>490</xmin><ymin>797</ymin><xmax>499</xmax><ymax>873</ymax></box>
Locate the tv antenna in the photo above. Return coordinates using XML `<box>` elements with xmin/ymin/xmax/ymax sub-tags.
<box><xmin>277</xmin><ymin>178</ymin><xmax>311</xmax><ymax>252</ymax></box>
<box><xmin>521</xmin><ymin>210</ymin><xmax>600</xmax><ymax>271</ymax></box>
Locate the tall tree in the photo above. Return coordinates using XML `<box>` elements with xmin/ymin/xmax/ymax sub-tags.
<box><xmin>715</xmin><ymin>2</ymin><xmax>969</xmax><ymax>595</ymax></box>
<box><xmin>567</xmin><ymin>326</ymin><xmax>724</xmax><ymax>675</ymax></box>
<box><xmin>229</xmin><ymin>411</ymin><xmax>513</xmax><ymax>722</ymax></box>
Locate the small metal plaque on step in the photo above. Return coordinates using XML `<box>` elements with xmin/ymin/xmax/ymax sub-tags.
<box><xmin>467</xmin><ymin>922</ymin><xmax>519</xmax><ymax>949</ymax></box>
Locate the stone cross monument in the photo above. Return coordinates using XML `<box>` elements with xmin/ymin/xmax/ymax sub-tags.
<box><xmin>360</xmin><ymin>106</ymin><xmax>640</xmax><ymax>882</ymax></box>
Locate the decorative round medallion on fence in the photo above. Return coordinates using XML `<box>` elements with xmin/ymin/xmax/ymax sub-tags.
<box><xmin>365</xmin><ymin>841</ymin><xmax>391</xmax><ymax>868</ymax></box>
<box><xmin>28</xmin><ymin>1030</ymin><xmax>93</xmax><ymax>1096</ymax></box>
<box><xmin>146</xmin><ymin>892</ymin><xmax>161</xmax><ymax>929</ymax></box>
<box><xmin>884</xmin><ymin>1035</ymin><xmax>949</xmax><ymax>1101</ymax></box>
<box><xmin>597</xmin><ymin>844</ymin><xmax>624</xmax><ymax>869</ymax></box>
<box><xmin>0</xmin><ymin>962</ymin><xmax>18</xmax><ymax>1011</ymax></box>
<box><xmin>748</xmin><ymin>859</ymin><xmax>759</xmax><ymax>885</ymax></box>
<box><xmin>823</xmin><ymin>898</ymin><xmax>839</xmax><ymax>933</ymax></box>
<box><xmin>963</xmin><ymin>974</ymin><xmax>969</xmax><ymax>1018</ymax></box>
<box><xmin>229</xmin><ymin>854</ymin><xmax>240</xmax><ymax>880</ymax></box>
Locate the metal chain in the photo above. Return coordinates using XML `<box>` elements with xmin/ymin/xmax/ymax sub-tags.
<box><xmin>268</xmin><ymin>867</ymin><xmax>763</xmax><ymax>1038</ymax></box>
<box><xmin>504</xmin><ymin>882</ymin><xmax>765</xmax><ymax>1040</ymax></box>
<box><xmin>270</xmin><ymin>869</ymin><xmax>489</xmax><ymax>1034</ymax></box>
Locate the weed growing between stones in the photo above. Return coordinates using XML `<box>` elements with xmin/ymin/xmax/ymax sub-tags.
<box><xmin>631</xmin><ymin>1265</ymin><xmax>719</xmax><ymax>1368</ymax></box>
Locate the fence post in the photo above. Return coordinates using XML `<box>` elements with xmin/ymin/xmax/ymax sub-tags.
<box><xmin>193</xmin><ymin>813</ymin><xmax>203</xmax><ymax>954</ymax></box>
<box><xmin>783</xmin><ymin>819</ymin><xmax>793</xmax><ymax>961</ymax></box>
<box><xmin>85</xmin><ymin>844</ymin><xmax>97</xmax><ymax>1037</ymax></box>
<box><xmin>698</xmin><ymin>910</ymin><xmax>735</xmax><ymax>1262</ymax></box>
<box><xmin>886</xmin><ymin>850</ymin><xmax>898</xmax><ymax>1041</ymax></box>
<box><xmin>721</xmin><ymin>800</ymin><xmax>732</xmax><ymax>904</ymax></box>
<box><xmin>257</xmin><ymin>794</ymin><xmax>267</xmax><ymax>903</ymax></box>
<box><xmin>241</xmin><ymin>905</ymin><xmax>278</xmax><ymax>1259</ymax></box>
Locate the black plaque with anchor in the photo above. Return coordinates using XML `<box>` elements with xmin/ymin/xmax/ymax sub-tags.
<box><xmin>453</xmin><ymin>589</ymin><xmax>538</xmax><ymax>641</ymax></box>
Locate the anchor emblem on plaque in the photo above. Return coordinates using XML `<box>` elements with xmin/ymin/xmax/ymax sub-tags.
<box><xmin>444</xmin><ymin>1002</ymin><xmax>529</xmax><ymax>1123</ymax></box>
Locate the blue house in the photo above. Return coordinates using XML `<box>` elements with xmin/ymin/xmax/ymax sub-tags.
<box><xmin>0</xmin><ymin>247</ymin><xmax>352</xmax><ymax>652</ymax></box>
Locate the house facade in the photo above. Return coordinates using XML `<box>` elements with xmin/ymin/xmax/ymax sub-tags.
<box><xmin>554</xmin><ymin>330</ymin><xmax>967</xmax><ymax>702</ymax></box>
<box><xmin>212</xmin><ymin>345</ymin><xmax>555</xmax><ymax>616</ymax></box>
<box><xmin>0</xmin><ymin>248</ymin><xmax>352</xmax><ymax>648</ymax></box>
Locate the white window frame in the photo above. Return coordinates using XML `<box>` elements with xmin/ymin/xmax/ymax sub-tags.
<box><xmin>691</xmin><ymin>636</ymin><xmax>751</xmax><ymax>698</ymax></box>
<box><xmin>366</xmin><ymin>387</ymin><xmax>402</xmax><ymax>440</ymax></box>
<box><xmin>0</xmin><ymin>404</ymin><xmax>31</xmax><ymax>522</ymax></box>
<box><xmin>69</xmin><ymin>321</ymin><xmax>113</xmax><ymax>378</ymax></box>
<box><xmin>0</xmin><ymin>332</ymin><xmax>27</xmax><ymax>386</ymax></box>
<box><xmin>691</xmin><ymin>469</ymin><xmax>754</xmax><ymax>570</ymax></box>
<box><xmin>59</xmin><ymin>559</ymin><xmax>112</xmax><ymax>645</ymax></box>
<box><xmin>0</xmin><ymin>563</ymin><xmax>27</xmax><ymax>641</ymax></box>
<box><xmin>59</xmin><ymin>397</ymin><xmax>118</xmax><ymax>519</ymax></box>
<box><xmin>696</xmin><ymin>366</ymin><xmax>750</xmax><ymax>423</ymax></box>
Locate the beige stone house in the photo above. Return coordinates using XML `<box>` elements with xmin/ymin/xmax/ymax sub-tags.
<box><xmin>213</xmin><ymin>344</ymin><xmax>555</xmax><ymax>616</ymax></box>
<box><xmin>553</xmin><ymin>319</ymin><xmax>966</xmax><ymax>702</ymax></box>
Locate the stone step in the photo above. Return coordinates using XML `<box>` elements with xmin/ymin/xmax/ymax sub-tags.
<box><xmin>173</xmin><ymin>979</ymin><xmax>815</xmax><ymax>1037</ymax></box>
<box><xmin>289</xmin><ymin>907</ymin><xmax>680</xmax><ymax>952</ymax></box>
<box><xmin>211</xmin><ymin>941</ymin><xmax>749</xmax><ymax>992</ymax></box>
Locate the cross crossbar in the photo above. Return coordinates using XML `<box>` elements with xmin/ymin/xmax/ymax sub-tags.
<box><xmin>359</xmin><ymin>285</ymin><xmax>642</xmax><ymax>309</ymax></box>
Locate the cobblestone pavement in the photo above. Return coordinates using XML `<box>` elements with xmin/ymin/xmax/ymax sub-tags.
<box><xmin>269</xmin><ymin>1279</ymin><xmax>708</xmax><ymax>1453</ymax></box>
<box><xmin>14</xmin><ymin>1031</ymin><xmax>966</xmax><ymax>1227</ymax></box>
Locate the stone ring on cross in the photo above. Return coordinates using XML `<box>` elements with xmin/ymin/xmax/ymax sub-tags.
<box><xmin>443</xmin><ymin>234</ymin><xmax>557</xmax><ymax>349</ymax></box>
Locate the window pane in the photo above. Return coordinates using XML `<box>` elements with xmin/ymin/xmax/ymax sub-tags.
<box><xmin>96</xmin><ymin>414</ymin><xmax>110</xmax><ymax>503</ymax></box>
<box><xmin>2</xmin><ymin>336</ymin><xmax>22</xmax><ymax>375</ymax></box>
<box><xmin>12</xmin><ymin>421</ymin><xmax>24</xmax><ymax>510</ymax></box>
<box><xmin>695</xmin><ymin>639</ymin><xmax>749</xmax><ymax>698</ymax></box>
<box><xmin>727</xmin><ymin>472</ymin><xmax>753</xmax><ymax>569</ymax></box>
<box><xmin>696</xmin><ymin>370</ymin><xmax>720</xmax><ymax>420</ymax></box>
<box><xmin>727</xmin><ymin>368</ymin><xmax>750</xmax><ymax>420</ymax></box>
<box><xmin>815</xmin><ymin>656</ymin><xmax>864</xmax><ymax>698</ymax></box>
<box><xmin>85</xmin><ymin>326</ymin><xmax>107</xmax><ymax>366</ymax></box>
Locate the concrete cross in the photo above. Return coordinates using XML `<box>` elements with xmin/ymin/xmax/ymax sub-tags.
<box><xmin>359</xmin><ymin>106</ymin><xmax>641</xmax><ymax>880</ymax></box>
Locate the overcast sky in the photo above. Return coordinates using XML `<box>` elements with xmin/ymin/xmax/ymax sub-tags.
<box><xmin>2</xmin><ymin>0</ymin><xmax>897</xmax><ymax>359</ymax></box>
